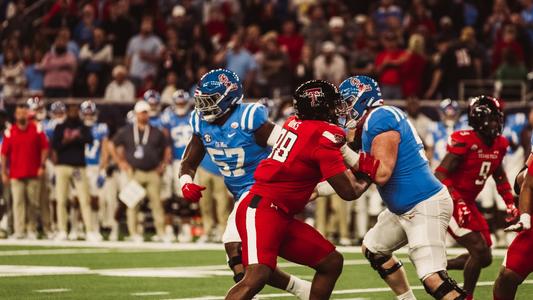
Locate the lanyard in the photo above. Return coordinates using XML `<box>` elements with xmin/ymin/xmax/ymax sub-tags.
<box><xmin>133</xmin><ymin>123</ymin><xmax>150</xmax><ymax>146</ymax></box>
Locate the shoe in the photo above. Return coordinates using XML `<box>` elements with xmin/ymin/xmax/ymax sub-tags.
<box><xmin>177</xmin><ymin>224</ymin><xmax>193</xmax><ymax>243</ymax></box>
<box><xmin>151</xmin><ymin>235</ymin><xmax>163</xmax><ymax>242</ymax></box>
<box><xmin>86</xmin><ymin>231</ymin><xmax>103</xmax><ymax>243</ymax></box>
<box><xmin>339</xmin><ymin>238</ymin><xmax>352</xmax><ymax>246</ymax></box>
<box><xmin>108</xmin><ymin>228</ymin><xmax>119</xmax><ymax>241</ymax></box>
<box><xmin>54</xmin><ymin>231</ymin><xmax>68</xmax><ymax>241</ymax></box>
<box><xmin>68</xmin><ymin>231</ymin><xmax>78</xmax><ymax>241</ymax></box>
<box><xmin>26</xmin><ymin>231</ymin><xmax>38</xmax><ymax>240</ymax></box>
<box><xmin>196</xmin><ymin>235</ymin><xmax>209</xmax><ymax>244</ymax></box>
<box><xmin>44</xmin><ymin>231</ymin><xmax>55</xmax><ymax>240</ymax></box>
<box><xmin>8</xmin><ymin>233</ymin><xmax>25</xmax><ymax>240</ymax></box>
<box><xmin>126</xmin><ymin>234</ymin><xmax>144</xmax><ymax>243</ymax></box>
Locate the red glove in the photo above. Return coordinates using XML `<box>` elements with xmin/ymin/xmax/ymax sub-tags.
<box><xmin>357</xmin><ymin>152</ymin><xmax>380</xmax><ymax>182</ymax></box>
<box><xmin>505</xmin><ymin>203</ymin><xmax>519</xmax><ymax>223</ymax></box>
<box><xmin>181</xmin><ymin>183</ymin><xmax>206</xmax><ymax>203</ymax></box>
<box><xmin>455</xmin><ymin>199</ymin><xmax>471</xmax><ymax>227</ymax></box>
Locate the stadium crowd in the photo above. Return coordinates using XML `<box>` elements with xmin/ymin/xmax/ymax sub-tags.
<box><xmin>0</xmin><ymin>0</ymin><xmax>532</xmax><ymax>245</ymax></box>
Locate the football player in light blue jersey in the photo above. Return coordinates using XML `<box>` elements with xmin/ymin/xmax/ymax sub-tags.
<box><xmin>179</xmin><ymin>69</ymin><xmax>311</xmax><ymax>299</ymax></box>
<box><xmin>45</xmin><ymin>101</ymin><xmax>67</xmax><ymax>140</ymax></box>
<box><xmin>80</xmin><ymin>100</ymin><xmax>110</xmax><ymax>242</ymax></box>
<box><xmin>339</xmin><ymin>75</ymin><xmax>466</xmax><ymax>300</ymax></box>
<box><xmin>144</xmin><ymin>89</ymin><xmax>164</xmax><ymax>129</ymax></box>
<box><xmin>426</xmin><ymin>99</ymin><xmax>462</xmax><ymax>168</ymax></box>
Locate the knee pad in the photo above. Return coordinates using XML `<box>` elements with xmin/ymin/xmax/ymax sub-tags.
<box><xmin>423</xmin><ymin>270</ymin><xmax>467</xmax><ymax>300</ymax></box>
<box><xmin>228</xmin><ymin>249</ymin><xmax>243</xmax><ymax>270</ymax></box>
<box><xmin>364</xmin><ymin>248</ymin><xmax>403</xmax><ymax>279</ymax></box>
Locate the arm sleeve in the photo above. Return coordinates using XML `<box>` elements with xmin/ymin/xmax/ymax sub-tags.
<box><xmin>241</xmin><ymin>103</ymin><xmax>268</xmax><ymax>133</ymax></box>
<box><xmin>313</xmin><ymin>127</ymin><xmax>348</xmax><ymax>180</ymax></box>
<box><xmin>446</xmin><ymin>131</ymin><xmax>470</xmax><ymax>156</ymax></box>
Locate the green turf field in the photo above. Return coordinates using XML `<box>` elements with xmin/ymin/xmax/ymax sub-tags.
<box><xmin>0</xmin><ymin>243</ymin><xmax>531</xmax><ymax>300</ymax></box>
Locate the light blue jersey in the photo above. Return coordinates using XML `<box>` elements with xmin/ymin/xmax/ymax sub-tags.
<box><xmin>85</xmin><ymin>123</ymin><xmax>109</xmax><ymax>166</ymax></box>
<box><xmin>190</xmin><ymin>102</ymin><xmax>270</xmax><ymax>199</ymax></box>
<box><xmin>42</xmin><ymin>119</ymin><xmax>60</xmax><ymax>141</ymax></box>
<box><xmin>161</xmin><ymin>108</ymin><xmax>193</xmax><ymax>160</ymax></box>
<box><xmin>362</xmin><ymin>106</ymin><xmax>443</xmax><ymax>214</ymax></box>
<box><xmin>149</xmin><ymin>115</ymin><xmax>164</xmax><ymax>129</ymax></box>
<box><xmin>503</xmin><ymin>113</ymin><xmax>527</xmax><ymax>153</ymax></box>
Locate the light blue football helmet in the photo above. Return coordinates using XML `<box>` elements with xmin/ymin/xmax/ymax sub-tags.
<box><xmin>194</xmin><ymin>68</ymin><xmax>243</xmax><ymax>122</ymax></box>
<box><xmin>338</xmin><ymin>75</ymin><xmax>383</xmax><ymax>129</ymax></box>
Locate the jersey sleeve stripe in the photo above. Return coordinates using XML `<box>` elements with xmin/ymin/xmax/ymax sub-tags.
<box><xmin>247</xmin><ymin>103</ymin><xmax>261</xmax><ymax>130</ymax></box>
<box><xmin>241</xmin><ymin>104</ymin><xmax>253</xmax><ymax>129</ymax></box>
<box><xmin>322</xmin><ymin>131</ymin><xmax>337</xmax><ymax>143</ymax></box>
<box><xmin>382</xmin><ymin>106</ymin><xmax>402</xmax><ymax>121</ymax></box>
<box><xmin>364</xmin><ymin>107</ymin><xmax>381</xmax><ymax>132</ymax></box>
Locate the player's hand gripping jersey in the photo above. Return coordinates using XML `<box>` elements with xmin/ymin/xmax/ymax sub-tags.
<box><xmin>190</xmin><ymin>102</ymin><xmax>270</xmax><ymax>200</ymax></box>
<box><xmin>250</xmin><ymin>116</ymin><xmax>347</xmax><ymax>215</ymax></box>
<box><xmin>446</xmin><ymin>130</ymin><xmax>508</xmax><ymax>202</ymax></box>
<box><xmin>361</xmin><ymin>105</ymin><xmax>443</xmax><ymax>214</ymax></box>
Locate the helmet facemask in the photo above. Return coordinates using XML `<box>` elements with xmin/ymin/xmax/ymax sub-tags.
<box><xmin>195</xmin><ymin>85</ymin><xmax>238</xmax><ymax>122</ymax></box>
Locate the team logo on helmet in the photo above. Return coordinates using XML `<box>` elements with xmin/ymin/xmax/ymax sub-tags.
<box><xmin>218</xmin><ymin>74</ymin><xmax>237</xmax><ymax>91</ymax></box>
<box><xmin>304</xmin><ymin>88</ymin><xmax>324</xmax><ymax>107</ymax></box>
<box><xmin>350</xmin><ymin>77</ymin><xmax>372</xmax><ymax>93</ymax></box>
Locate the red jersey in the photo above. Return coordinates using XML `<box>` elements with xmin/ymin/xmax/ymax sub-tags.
<box><xmin>251</xmin><ymin>116</ymin><xmax>347</xmax><ymax>215</ymax></box>
<box><xmin>446</xmin><ymin>130</ymin><xmax>508</xmax><ymax>202</ymax></box>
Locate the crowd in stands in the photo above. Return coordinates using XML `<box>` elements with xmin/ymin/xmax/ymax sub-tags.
<box><xmin>1</xmin><ymin>0</ymin><xmax>533</xmax><ymax>103</ymax></box>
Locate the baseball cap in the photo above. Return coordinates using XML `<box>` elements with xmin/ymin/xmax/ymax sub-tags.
<box><xmin>172</xmin><ymin>5</ymin><xmax>186</xmax><ymax>17</ymax></box>
<box><xmin>134</xmin><ymin>101</ymin><xmax>150</xmax><ymax>113</ymax></box>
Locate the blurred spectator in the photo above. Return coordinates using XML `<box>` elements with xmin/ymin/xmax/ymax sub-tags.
<box><xmin>425</xmin><ymin>35</ymin><xmax>481</xmax><ymax>99</ymax></box>
<box><xmin>521</xmin><ymin>0</ymin><xmax>533</xmax><ymax>47</ymax></box>
<box><xmin>42</xmin><ymin>0</ymin><xmax>78</xmax><ymax>32</ymax></box>
<box><xmin>73</xmin><ymin>4</ymin><xmax>99</xmax><ymax>45</ymax></box>
<box><xmin>372</xmin><ymin>0</ymin><xmax>403</xmax><ymax>33</ymax></box>
<box><xmin>302</xmin><ymin>5</ymin><xmax>329</xmax><ymax>54</ymax></box>
<box><xmin>348</xmin><ymin>18</ymin><xmax>379</xmax><ymax>77</ymax></box>
<box><xmin>104</xmin><ymin>65</ymin><xmax>135</xmax><ymax>102</ymax></box>
<box><xmin>328</xmin><ymin>16</ymin><xmax>348</xmax><ymax>57</ymax></box>
<box><xmin>160</xmin><ymin>28</ymin><xmax>187</xmax><ymax>85</ymax></box>
<box><xmin>25</xmin><ymin>48</ymin><xmax>45</xmax><ymax>97</ymax></box>
<box><xmin>39</xmin><ymin>33</ymin><xmax>77</xmax><ymax>98</ymax></box>
<box><xmin>52</xmin><ymin>103</ymin><xmax>95</xmax><ymax>241</ymax></box>
<box><xmin>214</xmin><ymin>32</ymin><xmax>257</xmax><ymax>94</ymax></box>
<box><xmin>484</xmin><ymin>0</ymin><xmax>510</xmax><ymax>44</ymax></box>
<box><xmin>257</xmin><ymin>2</ymin><xmax>280</xmax><ymax>33</ymax></box>
<box><xmin>126</xmin><ymin>16</ymin><xmax>164</xmax><ymax>87</ymax></box>
<box><xmin>277</xmin><ymin>20</ymin><xmax>304</xmax><ymax>68</ymax></box>
<box><xmin>186</xmin><ymin>25</ymin><xmax>214</xmax><ymax>78</ymax></box>
<box><xmin>168</xmin><ymin>5</ymin><xmax>194</xmax><ymax>47</ymax></box>
<box><xmin>399</xmin><ymin>34</ymin><xmax>427</xmax><ymax>98</ymax></box>
<box><xmin>58</xmin><ymin>27</ymin><xmax>80</xmax><ymax>59</ymax></box>
<box><xmin>205</xmin><ymin>6</ymin><xmax>229</xmax><ymax>45</ymax></box>
<box><xmin>161</xmin><ymin>72</ymin><xmax>178</xmax><ymax>105</ymax></box>
<box><xmin>256</xmin><ymin>33</ymin><xmax>291</xmax><ymax>97</ymax></box>
<box><xmin>77</xmin><ymin>72</ymin><xmax>103</xmax><ymax>98</ymax></box>
<box><xmin>294</xmin><ymin>44</ymin><xmax>314</xmax><ymax>87</ymax></box>
<box><xmin>102</xmin><ymin>0</ymin><xmax>136</xmax><ymax>57</ymax></box>
<box><xmin>79</xmin><ymin>27</ymin><xmax>113</xmax><ymax>79</ymax></box>
<box><xmin>111</xmin><ymin>101</ymin><xmax>170</xmax><ymax>242</ymax></box>
<box><xmin>1</xmin><ymin>103</ymin><xmax>48</xmax><ymax>240</ymax></box>
<box><xmin>0</xmin><ymin>47</ymin><xmax>26</xmax><ymax>98</ymax></box>
<box><xmin>492</xmin><ymin>24</ymin><xmax>525</xmax><ymax>72</ymax></box>
<box><xmin>495</xmin><ymin>48</ymin><xmax>528</xmax><ymax>81</ymax></box>
<box><xmin>244</xmin><ymin>25</ymin><xmax>262</xmax><ymax>54</ymax></box>
<box><xmin>375</xmin><ymin>31</ymin><xmax>404</xmax><ymax>99</ymax></box>
<box><xmin>404</xmin><ymin>0</ymin><xmax>436</xmax><ymax>35</ymax></box>
<box><xmin>313</xmin><ymin>41</ymin><xmax>346</xmax><ymax>86</ymax></box>
<box><xmin>405</xmin><ymin>97</ymin><xmax>432</xmax><ymax>143</ymax></box>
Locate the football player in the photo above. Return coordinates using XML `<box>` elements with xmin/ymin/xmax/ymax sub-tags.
<box><xmin>339</xmin><ymin>75</ymin><xmax>465</xmax><ymax>300</ymax></box>
<box><xmin>226</xmin><ymin>80</ymin><xmax>375</xmax><ymax>299</ymax></box>
<box><xmin>435</xmin><ymin>96</ymin><xmax>518</xmax><ymax>299</ymax></box>
<box><xmin>426</xmin><ymin>99</ymin><xmax>462</xmax><ymax>168</ymax></box>
<box><xmin>81</xmin><ymin>100</ymin><xmax>110</xmax><ymax>242</ymax></box>
<box><xmin>493</xmin><ymin>136</ymin><xmax>532</xmax><ymax>300</ymax></box>
<box><xmin>144</xmin><ymin>89</ymin><xmax>164</xmax><ymax>129</ymax></box>
<box><xmin>179</xmin><ymin>69</ymin><xmax>311</xmax><ymax>298</ymax></box>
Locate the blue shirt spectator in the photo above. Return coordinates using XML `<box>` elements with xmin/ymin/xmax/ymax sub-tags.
<box><xmin>126</xmin><ymin>17</ymin><xmax>163</xmax><ymax>84</ymax></box>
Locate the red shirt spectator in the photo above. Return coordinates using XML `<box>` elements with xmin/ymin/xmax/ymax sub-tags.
<box><xmin>492</xmin><ymin>25</ymin><xmax>524</xmax><ymax>72</ymax></box>
<box><xmin>1</xmin><ymin>120</ymin><xmax>48</xmax><ymax>179</ymax></box>
<box><xmin>278</xmin><ymin>20</ymin><xmax>305</xmax><ymax>69</ymax></box>
<box><xmin>400</xmin><ymin>52</ymin><xmax>426</xmax><ymax>97</ymax></box>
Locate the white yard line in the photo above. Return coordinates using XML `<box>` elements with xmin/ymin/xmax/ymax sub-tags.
<box><xmin>131</xmin><ymin>291</ymin><xmax>170</xmax><ymax>296</ymax></box>
<box><xmin>0</xmin><ymin>248</ymin><xmax>179</xmax><ymax>256</ymax></box>
<box><xmin>0</xmin><ymin>240</ymin><xmax>509</xmax><ymax>256</ymax></box>
<box><xmin>34</xmin><ymin>288</ymin><xmax>71</xmax><ymax>293</ymax></box>
<box><xmin>165</xmin><ymin>280</ymin><xmax>533</xmax><ymax>300</ymax></box>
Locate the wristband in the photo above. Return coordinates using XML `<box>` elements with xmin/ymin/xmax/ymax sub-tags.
<box><xmin>179</xmin><ymin>174</ymin><xmax>193</xmax><ymax>187</ymax></box>
<box><xmin>341</xmin><ymin>144</ymin><xmax>360</xmax><ymax>168</ymax></box>
<box><xmin>520</xmin><ymin>213</ymin><xmax>531</xmax><ymax>229</ymax></box>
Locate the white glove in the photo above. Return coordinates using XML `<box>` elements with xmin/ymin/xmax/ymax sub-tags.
<box><xmin>505</xmin><ymin>213</ymin><xmax>531</xmax><ymax>232</ymax></box>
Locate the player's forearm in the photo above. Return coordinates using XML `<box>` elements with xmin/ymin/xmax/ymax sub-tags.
<box><xmin>520</xmin><ymin>175</ymin><xmax>533</xmax><ymax>215</ymax></box>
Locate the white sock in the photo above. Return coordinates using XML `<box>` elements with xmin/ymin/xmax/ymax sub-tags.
<box><xmin>397</xmin><ymin>289</ymin><xmax>416</xmax><ymax>300</ymax></box>
<box><xmin>286</xmin><ymin>275</ymin><xmax>311</xmax><ymax>300</ymax></box>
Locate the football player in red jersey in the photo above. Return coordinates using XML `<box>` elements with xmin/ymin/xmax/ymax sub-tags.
<box><xmin>493</xmin><ymin>148</ymin><xmax>532</xmax><ymax>300</ymax></box>
<box><xmin>435</xmin><ymin>96</ymin><xmax>519</xmax><ymax>299</ymax></box>
<box><xmin>225</xmin><ymin>80</ymin><xmax>378</xmax><ymax>300</ymax></box>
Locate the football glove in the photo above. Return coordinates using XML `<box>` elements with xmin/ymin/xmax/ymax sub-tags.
<box><xmin>357</xmin><ymin>152</ymin><xmax>380</xmax><ymax>182</ymax></box>
<box><xmin>505</xmin><ymin>213</ymin><xmax>531</xmax><ymax>232</ymax></box>
<box><xmin>505</xmin><ymin>203</ymin><xmax>520</xmax><ymax>223</ymax></box>
<box><xmin>181</xmin><ymin>183</ymin><xmax>206</xmax><ymax>203</ymax></box>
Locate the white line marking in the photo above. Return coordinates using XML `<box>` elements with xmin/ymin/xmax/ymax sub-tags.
<box><xmin>164</xmin><ymin>280</ymin><xmax>533</xmax><ymax>300</ymax></box>
<box><xmin>0</xmin><ymin>240</ymin><xmax>510</xmax><ymax>257</ymax></box>
<box><xmin>0</xmin><ymin>248</ymin><xmax>178</xmax><ymax>256</ymax></box>
<box><xmin>131</xmin><ymin>291</ymin><xmax>170</xmax><ymax>296</ymax></box>
<box><xmin>35</xmin><ymin>288</ymin><xmax>70</xmax><ymax>293</ymax></box>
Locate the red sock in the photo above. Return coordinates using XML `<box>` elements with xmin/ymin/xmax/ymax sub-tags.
<box><xmin>466</xmin><ymin>294</ymin><xmax>473</xmax><ymax>300</ymax></box>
